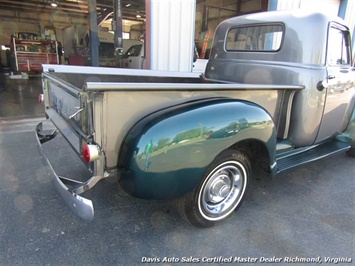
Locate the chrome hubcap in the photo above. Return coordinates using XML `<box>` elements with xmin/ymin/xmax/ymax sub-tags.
<box><xmin>207</xmin><ymin>173</ymin><xmax>231</xmax><ymax>203</ymax></box>
<box><xmin>199</xmin><ymin>161</ymin><xmax>247</xmax><ymax>221</ymax></box>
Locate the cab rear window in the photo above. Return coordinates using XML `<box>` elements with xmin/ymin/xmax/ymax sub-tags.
<box><xmin>226</xmin><ymin>24</ymin><xmax>284</xmax><ymax>51</ymax></box>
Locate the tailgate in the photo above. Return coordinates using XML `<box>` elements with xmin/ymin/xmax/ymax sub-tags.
<box><xmin>37</xmin><ymin>70</ymin><xmax>101</xmax><ymax>221</ymax></box>
<box><xmin>42</xmin><ymin>72</ymin><xmax>89</xmax><ymax>155</ymax></box>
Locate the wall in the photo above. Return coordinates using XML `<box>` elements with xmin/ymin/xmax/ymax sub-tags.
<box><xmin>148</xmin><ymin>0</ymin><xmax>196</xmax><ymax>71</ymax></box>
<box><xmin>0</xmin><ymin>9</ymin><xmax>88</xmax><ymax>46</ymax></box>
<box><xmin>272</xmin><ymin>0</ymin><xmax>340</xmax><ymax>16</ymax></box>
<box><xmin>341</xmin><ymin>0</ymin><xmax>355</xmax><ymax>54</ymax></box>
<box><xmin>300</xmin><ymin>0</ymin><xmax>339</xmax><ymax>16</ymax></box>
<box><xmin>0</xmin><ymin>20</ymin><xmax>39</xmax><ymax>45</ymax></box>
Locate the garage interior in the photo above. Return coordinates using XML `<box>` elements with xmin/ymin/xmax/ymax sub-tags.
<box><xmin>0</xmin><ymin>0</ymin><xmax>268</xmax><ymax>69</ymax></box>
<box><xmin>0</xmin><ymin>0</ymin><xmax>354</xmax><ymax>119</ymax></box>
<box><xmin>0</xmin><ymin>0</ymin><xmax>268</xmax><ymax>119</ymax></box>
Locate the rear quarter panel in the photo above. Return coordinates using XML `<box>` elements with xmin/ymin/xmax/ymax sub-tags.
<box><xmin>117</xmin><ymin>99</ymin><xmax>276</xmax><ymax>199</ymax></box>
<box><xmin>100</xmin><ymin>88</ymin><xmax>281</xmax><ymax>169</ymax></box>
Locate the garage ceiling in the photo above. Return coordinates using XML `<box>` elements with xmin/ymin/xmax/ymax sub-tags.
<box><xmin>0</xmin><ymin>0</ymin><xmax>146</xmax><ymax>22</ymax></box>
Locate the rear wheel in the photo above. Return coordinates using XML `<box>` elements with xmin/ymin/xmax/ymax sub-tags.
<box><xmin>178</xmin><ymin>150</ymin><xmax>250</xmax><ymax>227</ymax></box>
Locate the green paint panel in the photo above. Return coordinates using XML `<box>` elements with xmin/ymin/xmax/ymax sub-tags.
<box><xmin>119</xmin><ymin>99</ymin><xmax>277</xmax><ymax>199</ymax></box>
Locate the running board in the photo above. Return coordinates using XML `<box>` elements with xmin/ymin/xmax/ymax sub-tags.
<box><xmin>276</xmin><ymin>141</ymin><xmax>350</xmax><ymax>175</ymax></box>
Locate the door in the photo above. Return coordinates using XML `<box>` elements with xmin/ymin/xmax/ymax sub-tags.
<box><xmin>316</xmin><ymin>24</ymin><xmax>355</xmax><ymax>143</ymax></box>
<box><xmin>123</xmin><ymin>44</ymin><xmax>144</xmax><ymax>69</ymax></box>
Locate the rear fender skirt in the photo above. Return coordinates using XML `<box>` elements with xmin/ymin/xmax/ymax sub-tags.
<box><xmin>118</xmin><ymin>98</ymin><xmax>277</xmax><ymax>200</ymax></box>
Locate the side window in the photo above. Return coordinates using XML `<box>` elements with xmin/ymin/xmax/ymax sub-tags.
<box><xmin>226</xmin><ymin>24</ymin><xmax>284</xmax><ymax>51</ymax></box>
<box><xmin>124</xmin><ymin>44</ymin><xmax>142</xmax><ymax>57</ymax></box>
<box><xmin>327</xmin><ymin>27</ymin><xmax>350</xmax><ymax>66</ymax></box>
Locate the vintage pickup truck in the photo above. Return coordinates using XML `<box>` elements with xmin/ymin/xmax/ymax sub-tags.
<box><xmin>36</xmin><ymin>10</ymin><xmax>355</xmax><ymax>227</ymax></box>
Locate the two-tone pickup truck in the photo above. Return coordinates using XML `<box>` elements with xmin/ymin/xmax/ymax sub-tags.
<box><xmin>36</xmin><ymin>10</ymin><xmax>355</xmax><ymax>227</ymax></box>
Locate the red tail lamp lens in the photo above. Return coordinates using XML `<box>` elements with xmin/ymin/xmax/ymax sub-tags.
<box><xmin>39</xmin><ymin>94</ymin><xmax>44</xmax><ymax>103</ymax></box>
<box><xmin>82</xmin><ymin>144</ymin><xmax>100</xmax><ymax>162</ymax></box>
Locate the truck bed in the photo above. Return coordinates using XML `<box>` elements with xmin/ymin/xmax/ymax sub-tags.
<box><xmin>41</xmin><ymin>65</ymin><xmax>304</xmax><ymax>173</ymax></box>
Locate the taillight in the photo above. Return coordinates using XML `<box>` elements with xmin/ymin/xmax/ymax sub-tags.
<box><xmin>82</xmin><ymin>144</ymin><xmax>100</xmax><ymax>163</ymax></box>
<box><xmin>38</xmin><ymin>94</ymin><xmax>44</xmax><ymax>103</ymax></box>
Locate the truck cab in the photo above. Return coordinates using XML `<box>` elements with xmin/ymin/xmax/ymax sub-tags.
<box><xmin>206</xmin><ymin>10</ymin><xmax>355</xmax><ymax>148</ymax></box>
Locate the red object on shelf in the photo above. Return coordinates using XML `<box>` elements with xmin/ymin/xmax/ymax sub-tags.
<box><xmin>11</xmin><ymin>37</ymin><xmax>59</xmax><ymax>72</ymax></box>
<box><xmin>69</xmin><ymin>55</ymin><xmax>86</xmax><ymax>66</ymax></box>
<box><xmin>17</xmin><ymin>53</ymin><xmax>58</xmax><ymax>72</ymax></box>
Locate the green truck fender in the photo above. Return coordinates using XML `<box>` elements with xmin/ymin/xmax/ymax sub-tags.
<box><xmin>118</xmin><ymin>98</ymin><xmax>277</xmax><ymax>200</ymax></box>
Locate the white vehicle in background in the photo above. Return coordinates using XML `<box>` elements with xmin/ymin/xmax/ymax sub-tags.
<box><xmin>122</xmin><ymin>37</ymin><xmax>208</xmax><ymax>71</ymax></box>
<box><xmin>123</xmin><ymin>42</ymin><xmax>144</xmax><ymax>69</ymax></box>
<box><xmin>122</xmin><ymin>43</ymin><xmax>208</xmax><ymax>72</ymax></box>
<box><xmin>97</xmin><ymin>31</ymin><xmax>142</xmax><ymax>67</ymax></box>
<box><xmin>97</xmin><ymin>30</ymin><xmax>115</xmax><ymax>67</ymax></box>
<box><xmin>98</xmin><ymin>34</ymin><xmax>143</xmax><ymax>67</ymax></box>
<box><xmin>192</xmin><ymin>59</ymin><xmax>208</xmax><ymax>73</ymax></box>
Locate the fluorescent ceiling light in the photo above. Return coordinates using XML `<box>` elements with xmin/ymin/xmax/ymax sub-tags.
<box><xmin>51</xmin><ymin>2</ymin><xmax>58</xmax><ymax>7</ymax></box>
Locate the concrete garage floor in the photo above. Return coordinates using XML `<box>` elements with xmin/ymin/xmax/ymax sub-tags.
<box><xmin>0</xmin><ymin>75</ymin><xmax>45</xmax><ymax>120</ymax></box>
<box><xmin>0</xmin><ymin>74</ymin><xmax>354</xmax><ymax>265</ymax></box>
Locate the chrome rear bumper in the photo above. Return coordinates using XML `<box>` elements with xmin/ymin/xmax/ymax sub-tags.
<box><xmin>35</xmin><ymin>122</ymin><xmax>102</xmax><ymax>221</ymax></box>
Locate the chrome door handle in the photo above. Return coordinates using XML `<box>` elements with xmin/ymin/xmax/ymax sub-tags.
<box><xmin>317</xmin><ymin>80</ymin><xmax>328</xmax><ymax>91</ymax></box>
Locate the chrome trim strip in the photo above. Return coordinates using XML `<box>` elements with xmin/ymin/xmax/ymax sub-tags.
<box><xmin>35</xmin><ymin>122</ymin><xmax>94</xmax><ymax>221</ymax></box>
<box><xmin>85</xmin><ymin>82</ymin><xmax>305</xmax><ymax>91</ymax></box>
<box><xmin>42</xmin><ymin>64</ymin><xmax>201</xmax><ymax>78</ymax></box>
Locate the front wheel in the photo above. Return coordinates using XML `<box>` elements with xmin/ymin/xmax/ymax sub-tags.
<box><xmin>178</xmin><ymin>150</ymin><xmax>250</xmax><ymax>227</ymax></box>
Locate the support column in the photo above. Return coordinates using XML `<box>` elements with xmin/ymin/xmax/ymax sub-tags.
<box><xmin>113</xmin><ymin>0</ymin><xmax>123</xmax><ymax>67</ymax></box>
<box><xmin>337</xmin><ymin>0</ymin><xmax>348</xmax><ymax>19</ymax></box>
<box><xmin>267</xmin><ymin>0</ymin><xmax>278</xmax><ymax>11</ymax></box>
<box><xmin>338</xmin><ymin>0</ymin><xmax>355</xmax><ymax>63</ymax></box>
<box><xmin>148</xmin><ymin>0</ymin><xmax>196</xmax><ymax>72</ymax></box>
<box><xmin>201</xmin><ymin>1</ymin><xmax>208</xmax><ymax>32</ymax></box>
<box><xmin>88</xmin><ymin>0</ymin><xmax>99</xmax><ymax>66</ymax></box>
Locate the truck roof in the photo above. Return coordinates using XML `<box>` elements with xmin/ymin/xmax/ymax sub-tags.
<box><xmin>210</xmin><ymin>10</ymin><xmax>349</xmax><ymax>66</ymax></box>
<box><xmin>222</xmin><ymin>10</ymin><xmax>347</xmax><ymax>30</ymax></box>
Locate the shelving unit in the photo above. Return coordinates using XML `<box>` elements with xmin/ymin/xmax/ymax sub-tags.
<box><xmin>12</xmin><ymin>37</ymin><xmax>59</xmax><ymax>72</ymax></box>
